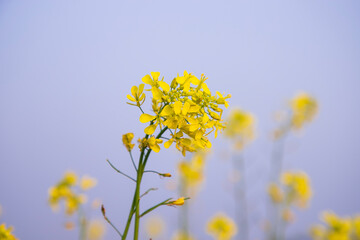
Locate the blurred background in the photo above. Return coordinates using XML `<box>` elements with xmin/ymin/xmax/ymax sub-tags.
<box><xmin>0</xmin><ymin>0</ymin><xmax>359</xmax><ymax>239</ymax></box>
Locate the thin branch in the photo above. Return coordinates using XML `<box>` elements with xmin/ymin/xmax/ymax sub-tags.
<box><xmin>140</xmin><ymin>188</ymin><xmax>158</xmax><ymax>198</ymax></box>
<box><xmin>106</xmin><ymin>159</ymin><xmax>136</xmax><ymax>182</ymax></box>
<box><xmin>140</xmin><ymin>198</ymin><xmax>172</xmax><ymax>218</ymax></box>
<box><xmin>138</xmin><ymin>106</ymin><xmax>145</xmax><ymax>114</ymax></box>
<box><xmin>129</xmin><ymin>151</ymin><xmax>137</xmax><ymax>171</ymax></box>
<box><xmin>101</xmin><ymin>205</ymin><xmax>123</xmax><ymax>237</ymax></box>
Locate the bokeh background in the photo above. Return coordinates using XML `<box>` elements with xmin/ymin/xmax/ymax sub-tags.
<box><xmin>0</xmin><ymin>0</ymin><xmax>359</xmax><ymax>239</ymax></box>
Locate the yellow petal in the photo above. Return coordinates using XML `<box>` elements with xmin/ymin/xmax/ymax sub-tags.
<box><xmin>131</xmin><ymin>85</ymin><xmax>138</xmax><ymax>97</ymax></box>
<box><xmin>151</xmin><ymin>87</ymin><xmax>163</xmax><ymax>100</ymax></box>
<box><xmin>161</xmin><ymin>105</ymin><xmax>173</xmax><ymax>116</ymax></box>
<box><xmin>142</xmin><ymin>75</ymin><xmax>153</xmax><ymax>85</ymax></box>
<box><xmin>174</xmin><ymin>101</ymin><xmax>182</xmax><ymax>115</ymax></box>
<box><xmin>182</xmin><ymin>101</ymin><xmax>190</xmax><ymax>115</ymax></box>
<box><xmin>140</xmin><ymin>114</ymin><xmax>156</xmax><ymax>123</ymax></box>
<box><xmin>151</xmin><ymin>72</ymin><xmax>160</xmax><ymax>81</ymax></box>
<box><xmin>158</xmin><ymin>81</ymin><xmax>170</xmax><ymax>92</ymax></box>
<box><xmin>138</xmin><ymin>83</ymin><xmax>145</xmax><ymax>93</ymax></box>
<box><xmin>144</xmin><ymin>124</ymin><xmax>157</xmax><ymax>135</ymax></box>
<box><xmin>150</xmin><ymin>144</ymin><xmax>161</xmax><ymax>153</ymax></box>
<box><xmin>190</xmin><ymin>76</ymin><xmax>200</xmax><ymax>85</ymax></box>
<box><xmin>202</xmin><ymin>83</ymin><xmax>211</xmax><ymax>94</ymax></box>
<box><xmin>127</xmin><ymin>94</ymin><xmax>136</xmax><ymax>102</ymax></box>
<box><xmin>176</xmin><ymin>76</ymin><xmax>185</xmax><ymax>84</ymax></box>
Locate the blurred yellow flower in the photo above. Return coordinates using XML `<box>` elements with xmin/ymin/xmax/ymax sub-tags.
<box><xmin>268</xmin><ymin>183</ymin><xmax>284</xmax><ymax>204</ymax></box>
<box><xmin>172</xmin><ymin>231</ymin><xmax>197</xmax><ymax>240</ymax></box>
<box><xmin>281</xmin><ymin>171</ymin><xmax>312</xmax><ymax>208</ymax></box>
<box><xmin>80</xmin><ymin>175</ymin><xmax>97</xmax><ymax>191</ymax></box>
<box><xmin>145</xmin><ymin>215</ymin><xmax>165</xmax><ymax>238</ymax></box>
<box><xmin>122</xmin><ymin>133</ymin><xmax>135</xmax><ymax>151</ymax></box>
<box><xmin>87</xmin><ymin>219</ymin><xmax>106</xmax><ymax>240</ymax></box>
<box><xmin>310</xmin><ymin>211</ymin><xmax>355</xmax><ymax>240</ymax></box>
<box><xmin>224</xmin><ymin>109</ymin><xmax>255</xmax><ymax>150</ymax></box>
<box><xmin>290</xmin><ymin>92</ymin><xmax>318</xmax><ymax>130</ymax></box>
<box><xmin>63</xmin><ymin>171</ymin><xmax>78</xmax><ymax>186</ymax></box>
<box><xmin>0</xmin><ymin>223</ymin><xmax>18</xmax><ymax>240</ymax></box>
<box><xmin>206</xmin><ymin>213</ymin><xmax>237</xmax><ymax>240</ymax></box>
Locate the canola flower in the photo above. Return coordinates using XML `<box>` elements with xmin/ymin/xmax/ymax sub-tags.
<box><xmin>206</xmin><ymin>213</ymin><xmax>237</xmax><ymax>240</ymax></box>
<box><xmin>178</xmin><ymin>151</ymin><xmax>206</xmax><ymax>189</ymax></box>
<box><xmin>48</xmin><ymin>171</ymin><xmax>96</xmax><ymax>215</ymax></box>
<box><xmin>87</xmin><ymin>220</ymin><xmax>106</xmax><ymax>240</ymax></box>
<box><xmin>223</xmin><ymin>108</ymin><xmax>255</xmax><ymax>150</ymax></box>
<box><xmin>268</xmin><ymin>171</ymin><xmax>312</xmax><ymax>209</ymax></box>
<box><xmin>310</xmin><ymin>211</ymin><xmax>360</xmax><ymax>240</ymax></box>
<box><xmin>105</xmin><ymin>71</ymin><xmax>230</xmax><ymax>240</ymax></box>
<box><xmin>267</xmin><ymin>171</ymin><xmax>312</xmax><ymax>240</ymax></box>
<box><xmin>0</xmin><ymin>224</ymin><xmax>18</xmax><ymax>240</ymax></box>
<box><xmin>145</xmin><ymin>215</ymin><xmax>165</xmax><ymax>238</ymax></box>
<box><xmin>48</xmin><ymin>171</ymin><xmax>101</xmax><ymax>240</ymax></box>
<box><xmin>274</xmin><ymin>92</ymin><xmax>318</xmax><ymax>139</ymax></box>
<box><xmin>172</xmin><ymin>231</ymin><xmax>197</xmax><ymax>240</ymax></box>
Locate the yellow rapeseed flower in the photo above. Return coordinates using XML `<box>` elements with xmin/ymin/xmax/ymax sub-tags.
<box><xmin>281</xmin><ymin>171</ymin><xmax>312</xmax><ymax>208</ymax></box>
<box><xmin>87</xmin><ymin>219</ymin><xmax>106</xmax><ymax>240</ymax></box>
<box><xmin>290</xmin><ymin>92</ymin><xmax>318</xmax><ymax>130</ymax></box>
<box><xmin>145</xmin><ymin>215</ymin><xmax>165</xmax><ymax>238</ymax></box>
<box><xmin>224</xmin><ymin>109</ymin><xmax>255</xmax><ymax>150</ymax></box>
<box><xmin>172</xmin><ymin>231</ymin><xmax>197</xmax><ymax>240</ymax></box>
<box><xmin>138</xmin><ymin>136</ymin><xmax>163</xmax><ymax>153</ymax></box>
<box><xmin>80</xmin><ymin>175</ymin><xmax>97</xmax><ymax>191</ymax></box>
<box><xmin>206</xmin><ymin>213</ymin><xmax>237</xmax><ymax>240</ymax></box>
<box><xmin>132</xmin><ymin>71</ymin><xmax>230</xmax><ymax>156</ymax></box>
<box><xmin>178</xmin><ymin>152</ymin><xmax>206</xmax><ymax>188</ymax></box>
<box><xmin>310</xmin><ymin>211</ymin><xmax>356</xmax><ymax>240</ymax></box>
<box><xmin>122</xmin><ymin>133</ymin><xmax>135</xmax><ymax>151</ymax></box>
<box><xmin>0</xmin><ymin>223</ymin><xmax>18</xmax><ymax>240</ymax></box>
<box><xmin>127</xmin><ymin>84</ymin><xmax>146</xmax><ymax>107</ymax></box>
<box><xmin>268</xmin><ymin>183</ymin><xmax>284</xmax><ymax>203</ymax></box>
<box><xmin>167</xmin><ymin>197</ymin><xmax>186</xmax><ymax>206</ymax></box>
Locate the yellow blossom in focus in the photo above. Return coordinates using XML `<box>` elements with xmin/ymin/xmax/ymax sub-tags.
<box><xmin>126</xmin><ymin>84</ymin><xmax>146</xmax><ymax>107</ymax></box>
<box><xmin>87</xmin><ymin>219</ymin><xmax>106</xmax><ymax>240</ymax></box>
<box><xmin>145</xmin><ymin>215</ymin><xmax>165</xmax><ymax>238</ymax></box>
<box><xmin>224</xmin><ymin>109</ymin><xmax>255</xmax><ymax>150</ymax></box>
<box><xmin>80</xmin><ymin>175</ymin><xmax>97</xmax><ymax>191</ymax></box>
<box><xmin>290</xmin><ymin>92</ymin><xmax>318</xmax><ymax>130</ymax></box>
<box><xmin>268</xmin><ymin>183</ymin><xmax>284</xmax><ymax>204</ymax></box>
<box><xmin>206</xmin><ymin>213</ymin><xmax>237</xmax><ymax>240</ymax></box>
<box><xmin>132</xmin><ymin>71</ymin><xmax>230</xmax><ymax>156</ymax></box>
<box><xmin>0</xmin><ymin>223</ymin><xmax>18</xmax><ymax>240</ymax></box>
<box><xmin>172</xmin><ymin>231</ymin><xmax>197</xmax><ymax>240</ymax></box>
<box><xmin>167</xmin><ymin>197</ymin><xmax>186</xmax><ymax>206</ymax></box>
<box><xmin>122</xmin><ymin>133</ymin><xmax>135</xmax><ymax>151</ymax></box>
<box><xmin>138</xmin><ymin>136</ymin><xmax>163</xmax><ymax>153</ymax></box>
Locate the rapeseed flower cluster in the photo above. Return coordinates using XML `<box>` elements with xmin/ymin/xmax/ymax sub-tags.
<box><xmin>291</xmin><ymin>93</ymin><xmax>318</xmax><ymax>130</ymax></box>
<box><xmin>178</xmin><ymin>151</ymin><xmax>206</xmax><ymax>189</ymax></box>
<box><xmin>128</xmin><ymin>71</ymin><xmax>231</xmax><ymax>156</ymax></box>
<box><xmin>310</xmin><ymin>212</ymin><xmax>360</xmax><ymax>240</ymax></box>
<box><xmin>268</xmin><ymin>171</ymin><xmax>312</xmax><ymax>223</ymax></box>
<box><xmin>206</xmin><ymin>213</ymin><xmax>237</xmax><ymax>240</ymax></box>
<box><xmin>48</xmin><ymin>171</ymin><xmax>97</xmax><ymax>215</ymax></box>
<box><xmin>274</xmin><ymin>92</ymin><xmax>318</xmax><ymax>139</ymax></box>
<box><xmin>0</xmin><ymin>224</ymin><xmax>18</xmax><ymax>240</ymax></box>
<box><xmin>223</xmin><ymin>109</ymin><xmax>255</xmax><ymax>150</ymax></box>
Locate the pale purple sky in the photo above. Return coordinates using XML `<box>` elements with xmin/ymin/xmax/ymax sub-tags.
<box><xmin>0</xmin><ymin>1</ymin><xmax>359</xmax><ymax>239</ymax></box>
